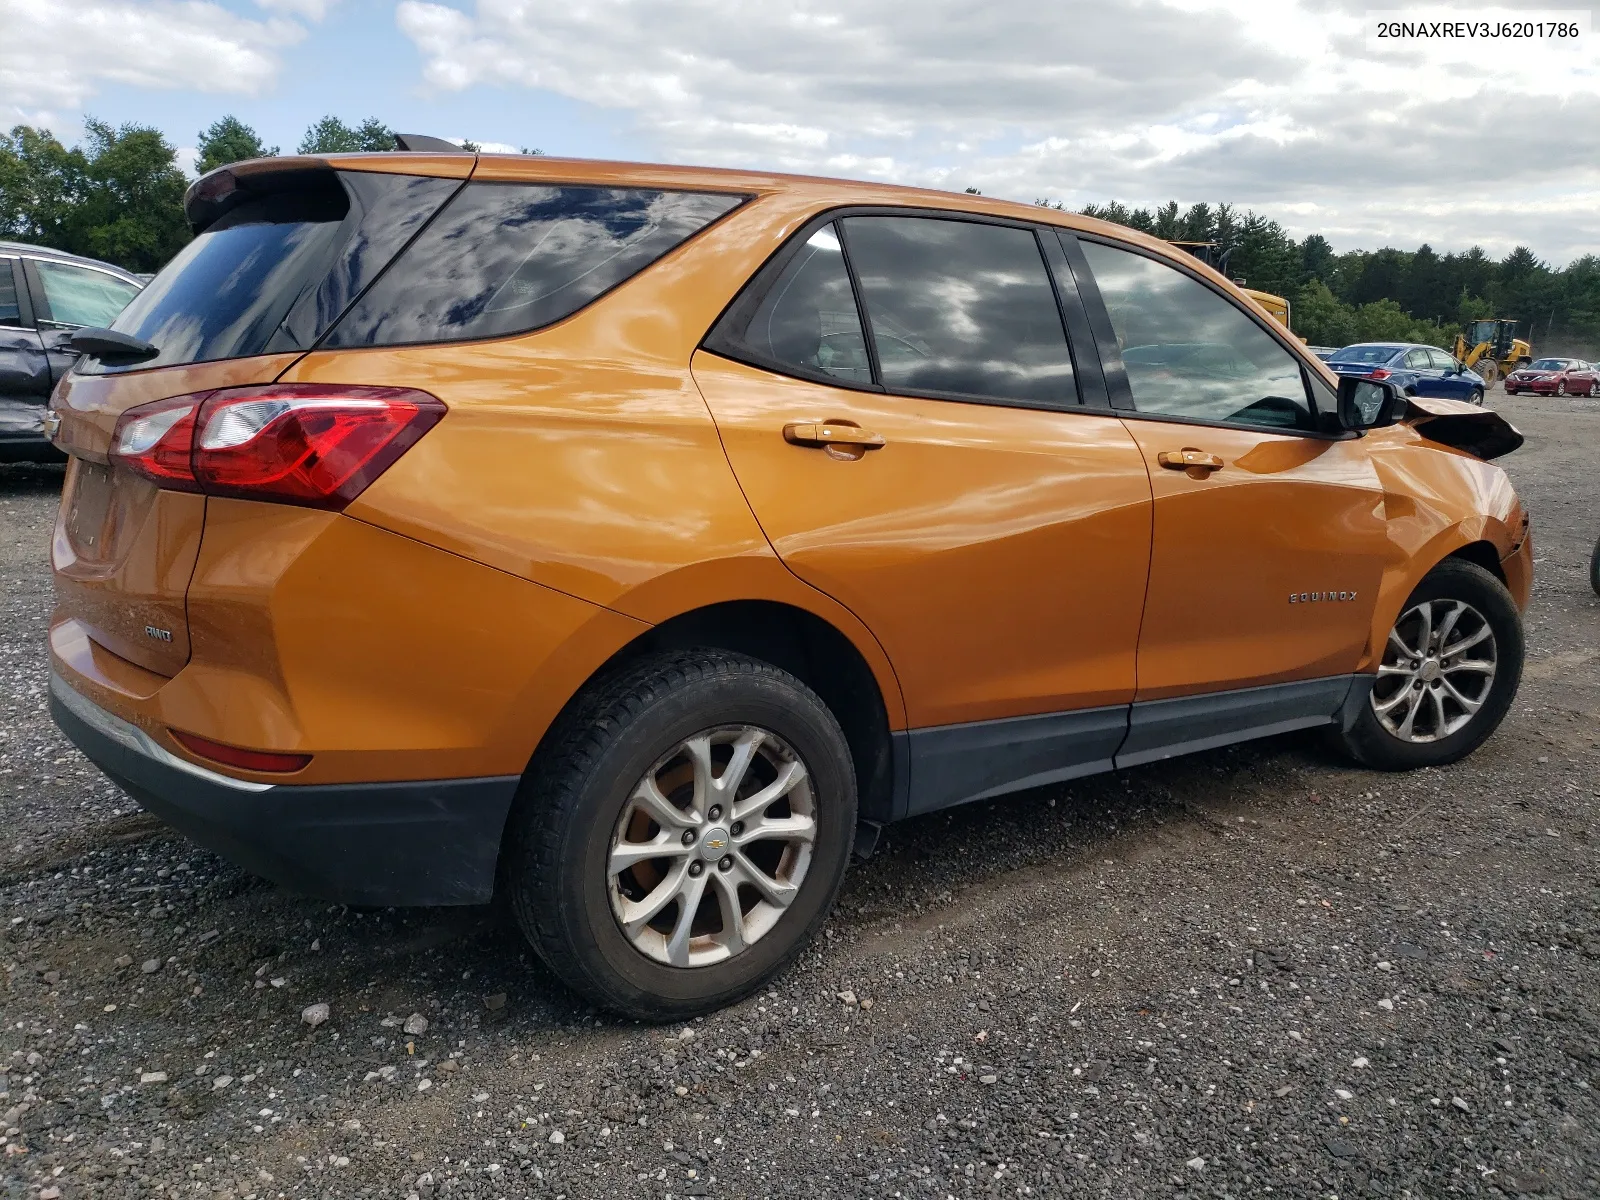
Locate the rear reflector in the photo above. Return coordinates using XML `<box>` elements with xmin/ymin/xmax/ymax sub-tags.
<box><xmin>170</xmin><ymin>729</ymin><xmax>312</xmax><ymax>774</ymax></box>
<box><xmin>110</xmin><ymin>384</ymin><xmax>444</xmax><ymax>510</ymax></box>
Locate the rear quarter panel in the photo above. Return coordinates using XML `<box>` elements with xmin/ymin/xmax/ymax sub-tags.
<box><xmin>278</xmin><ymin>187</ymin><xmax>908</xmax><ymax>730</ymax></box>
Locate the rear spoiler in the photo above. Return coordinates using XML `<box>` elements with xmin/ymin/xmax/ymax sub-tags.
<box><xmin>1402</xmin><ymin>396</ymin><xmax>1524</xmax><ymax>462</ymax></box>
<box><xmin>184</xmin><ymin>136</ymin><xmax>471</xmax><ymax>233</ymax></box>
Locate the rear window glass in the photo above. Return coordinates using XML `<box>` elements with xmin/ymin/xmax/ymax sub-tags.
<box><xmin>321</xmin><ymin>184</ymin><xmax>745</xmax><ymax>349</ymax></box>
<box><xmin>1328</xmin><ymin>345</ymin><xmax>1399</xmax><ymax>364</ymax></box>
<box><xmin>87</xmin><ymin>171</ymin><xmax>459</xmax><ymax>374</ymax></box>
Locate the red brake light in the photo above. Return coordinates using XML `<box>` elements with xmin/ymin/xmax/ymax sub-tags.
<box><xmin>170</xmin><ymin>729</ymin><xmax>312</xmax><ymax>774</ymax></box>
<box><xmin>1367</xmin><ymin>367</ymin><xmax>1391</xmax><ymax>380</ymax></box>
<box><xmin>110</xmin><ymin>398</ymin><xmax>202</xmax><ymax>491</ymax></box>
<box><xmin>109</xmin><ymin>385</ymin><xmax>444</xmax><ymax>510</ymax></box>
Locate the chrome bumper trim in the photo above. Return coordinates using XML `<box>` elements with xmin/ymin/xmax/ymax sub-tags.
<box><xmin>50</xmin><ymin>672</ymin><xmax>275</xmax><ymax>794</ymax></box>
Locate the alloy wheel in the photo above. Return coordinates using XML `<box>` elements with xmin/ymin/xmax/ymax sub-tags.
<box><xmin>608</xmin><ymin>726</ymin><xmax>816</xmax><ymax>967</ymax></box>
<box><xmin>1371</xmin><ymin>599</ymin><xmax>1498</xmax><ymax>742</ymax></box>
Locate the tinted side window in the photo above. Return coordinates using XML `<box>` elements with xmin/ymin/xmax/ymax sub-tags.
<box><xmin>34</xmin><ymin>261</ymin><xmax>141</xmax><ymax>328</ymax></box>
<box><xmin>712</xmin><ymin>224</ymin><xmax>869</xmax><ymax>385</ymax></box>
<box><xmin>0</xmin><ymin>261</ymin><xmax>21</xmax><ymax>327</ymax></box>
<box><xmin>325</xmin><ymin>185</ymin><xmax>744</xmax><ymax>348</ymax></box>
<box><xmin>1080</xmin><ymin>241</ymin><xmax>1313</xmax><ymax>431</ymax></box>
<box><xmin>839</xmin><ymin>216</ymin><xmax>1076</xmax><ymax>405</ymax></box>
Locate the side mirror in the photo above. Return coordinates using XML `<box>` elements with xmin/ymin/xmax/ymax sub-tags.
<box><xmin>1337</xmin><ymin>376</ymin><xmax>1404</xmax><ymax>430</ymax></box>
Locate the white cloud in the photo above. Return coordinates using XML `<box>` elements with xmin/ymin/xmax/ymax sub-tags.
<box><xmin>0</xmin><ymin>0</ymin><xmax>305</xmax><ymax>129</ymax></box>
<box><xmin>255</xmin><ymin>0</ymin><xmax>335</xmax><ymax>19</ymax></box>
<box><xmin>395</xmin><ymin>0</ymin><xmax>1600</xmax><ymax>261</ymax></box>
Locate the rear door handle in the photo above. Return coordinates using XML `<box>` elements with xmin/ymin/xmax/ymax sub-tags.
<box><xmin>1157</xmin><ymin>448</ymin><xmax>1224</xmax><ymax>475</ymax></box>
<box><xmin>783</xmin><ymin>423</ymin><xmax>886</xmax><ymax>450</ymax></box>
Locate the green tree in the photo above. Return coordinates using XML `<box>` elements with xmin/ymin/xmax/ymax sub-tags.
<box><xmin>0</xmin><ymin>120</ymin><xmax>188</xmax><ymax>272</ymax></box>
<box><xmin>0</xmin><ymin>125</ymin><xmax>84</xmax><ymax>246</ymax></box>
<box><xmin>69</xmin><ymin>119</ymin><xmax>190</xmax><ymax>271</ymax></box>
<box><xmin>196</xmin><ymin>115</ymin><xmax>277</xmax><ymax>175</ymax></box>
<box><xmin>1294</xmin><ymin>280</ymin><xmax>1357</xmax><ymax>347</ymax></box>
<box><xmin>298</xmin><ymin>115</ymin><xmax>394</xmax><ymax>154</ymax></box>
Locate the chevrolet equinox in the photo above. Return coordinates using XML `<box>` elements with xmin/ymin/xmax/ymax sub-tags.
<box><xmin>47</xmin><ymin>149</ymin><xmax>1531</xmax><ymax>1019</ymax></box>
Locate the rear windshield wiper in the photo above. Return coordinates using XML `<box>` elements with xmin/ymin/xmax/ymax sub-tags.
<box><xmin>69</xmin><ymin>328</ymin><xmax>160</xmax><ymax>362</ymax></box>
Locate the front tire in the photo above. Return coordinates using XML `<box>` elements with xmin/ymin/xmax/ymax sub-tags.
<box><xmin>1590</xmin><ymin>536</ymin><xmax>1600</xmax><ymax>598</ymax></box>
<box><xmin>506</xmin><ymin>650</ymin><xmax>857</xmax><ymax>1021</ymax></box>
<box><xmin>1469</xmin><ymin>388</ymin><xmax>1484</xmax><ymax>405</ymax></box>
<box><xmin>1333</xmin><ymin>560</ymin><xmax>1523</xmax><ymax>771</ymax></box>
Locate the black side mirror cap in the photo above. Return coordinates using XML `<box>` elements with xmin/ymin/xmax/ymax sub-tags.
<box><xmin>1337</xmin><ymin>376</ymin><xmax>1405</xmax><ymax>430</ymax></box>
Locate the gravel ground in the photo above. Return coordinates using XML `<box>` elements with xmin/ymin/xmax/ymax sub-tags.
<box><xmin>3</xmin><ymin>390</ymin><xmax>1598</xmax><ymax>1200</ymax></box>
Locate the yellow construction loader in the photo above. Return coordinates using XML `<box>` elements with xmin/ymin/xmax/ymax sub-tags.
<box><xmin>1452</xmin><ymin>319</ymin><xmax>1532</xmax><ymax>386</ymax></box>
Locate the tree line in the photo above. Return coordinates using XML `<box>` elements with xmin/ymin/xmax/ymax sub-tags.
<box><xmin>1068</xmin><ymin>199</ymin><xmax>1599</xmax><ymax>355</ymax></box>
<box><xmin>3</xmin><ymin>117</ymin><xmax>1594</xmax><ymax>355</ymax></box>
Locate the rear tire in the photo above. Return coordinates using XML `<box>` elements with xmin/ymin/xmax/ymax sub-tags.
<box><xmin>505</xmin><ymin>650</ymin><xmax>857</xmax><ymax>1021</ymax></box>
<box><xmin>1333</xmin><ymin>560</ymin><xmax>1522</xmax><ymax>771</ymax></box>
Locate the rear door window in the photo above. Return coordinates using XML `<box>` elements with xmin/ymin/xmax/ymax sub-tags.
<box><xmin>838</xmin><ymin>216</ymin><xmax>1076</xmax><ymax>405</ymax></box>
<box><xmin>706</xmin><ymin>224</ymin><xmax>871</xmax><ymax>385</ymax></box>
<box><xmin>322</xmin><ymin>184</ymin><xmax>746</xmax><ymax>349</ymax></box>
<box><xmin>32</xmin><ymin>261</ymin><xmax>141</xmax><ymax>329</ymax></box>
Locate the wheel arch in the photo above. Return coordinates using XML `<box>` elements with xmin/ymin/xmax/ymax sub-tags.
<box><xmin>524</xmin><ymin>598</ymin><xmax>902</xmax><ymax>825</ymax></box>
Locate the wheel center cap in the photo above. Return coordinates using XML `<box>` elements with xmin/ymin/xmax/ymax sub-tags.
<box><xmin>698</xmin><ymin>825</ymin><xmax>731</xmax><ymax>861</ymax></box>
<box><xmin>1419</xmin><ymin>658</ymin><xmax>1442</xmax><ymax>682</ymax></box>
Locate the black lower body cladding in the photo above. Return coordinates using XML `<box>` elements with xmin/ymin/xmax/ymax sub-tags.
<box><xmin>49</xmin><ymin>673</ymin><xmax>518</xmax><ymax>906</ymax></box>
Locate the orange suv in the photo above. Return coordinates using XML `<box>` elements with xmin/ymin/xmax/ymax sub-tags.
<box><xmin>47</xmin><ymin>149</ymin><xmax>1532</xmax><ymax>1019</ymax></box>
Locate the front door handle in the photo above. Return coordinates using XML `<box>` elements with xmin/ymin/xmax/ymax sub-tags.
<box><xmin>1157</xmin><ymin>448</ymin><xmax>1224</xmax><ymax>476</ymax></box>
<box><xmin>783</xmin><ymin>423</ymin><xmax>886</xmax><ymax>452</ymax></box>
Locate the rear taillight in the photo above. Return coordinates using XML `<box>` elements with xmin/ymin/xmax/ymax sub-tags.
<box><xmin>1367</xmin><ymin>367</ymin><xmax>1391</xmax><ymax>380</ymax></box>
<box><xmin>111</xmin><ymin>398</ymin><xmax>203</xmax><ymax>492</ymax></box>
<box><xmin>110</xmin><ymin>385</ymin><xmax>444</xmax><ymax>509</ymax></box>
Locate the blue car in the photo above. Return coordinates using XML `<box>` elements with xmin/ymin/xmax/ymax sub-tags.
<box><xmin>1324</xmin><ymin>342</ymin><xmax>1486</xmax><ymax>405</ymax></box>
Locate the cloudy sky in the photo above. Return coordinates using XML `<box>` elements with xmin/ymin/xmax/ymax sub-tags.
<box><xmin>2</xmin><ymin>0</ymin><xmax>1596</xmax><ymax>262</ymax></box>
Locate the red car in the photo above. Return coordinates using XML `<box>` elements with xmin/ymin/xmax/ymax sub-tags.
<box><xmin>1504</xmin><ymin>357</ymin><xmax>1599</xmax><ymax>396</ymax></box>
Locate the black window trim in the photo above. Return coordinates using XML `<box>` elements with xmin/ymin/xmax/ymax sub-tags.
<box><xmin>701</xmin><ymin>204</ymin><xmax>1094</xmax><ymax>416</ymax></box>
<box><xmin>1066</xmin><ymin>229</ymin><xmax>1356</xmax><ymax>441</ymax></box>
<box><xmin>313</xmin><ymin>180</ymin><xmax>757</xmax><ymax>355</ymax></box>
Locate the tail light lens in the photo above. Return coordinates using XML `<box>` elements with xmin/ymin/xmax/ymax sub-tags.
<box><xmin>111</xmin><ymin>398</ymin><xmax>203</xmax><ymax>492</ymax></box>
<box><xmin>1367</xmin><ymin>367</ymin><xmax>1391</xmax><ymax>380</ymax></box>
<box><xmin>110</xmin><ymin>385</ymin><xmax>444</xmax><ymax>509</ymax></box>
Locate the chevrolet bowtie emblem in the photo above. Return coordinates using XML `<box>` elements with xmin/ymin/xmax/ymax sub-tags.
<box><xmin>706</xmin><ymin>837</ymin><xmax>726</xmax><ymax>850</ymax></box>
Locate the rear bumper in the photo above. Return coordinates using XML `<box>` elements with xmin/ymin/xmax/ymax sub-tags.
<box><xmin>50</xmin><ymin>672</ymin><xmax>519</xmax><ymax>906</ymax></box>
